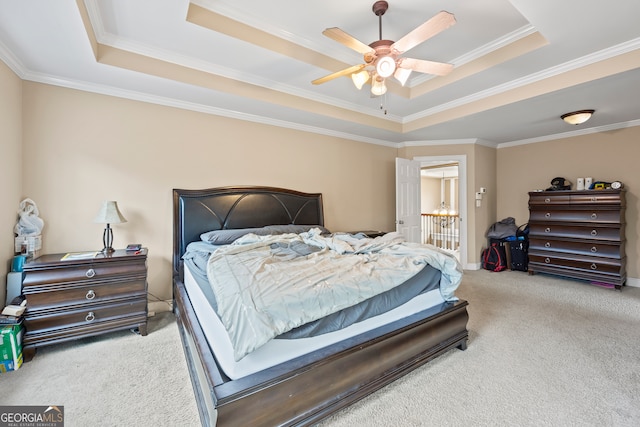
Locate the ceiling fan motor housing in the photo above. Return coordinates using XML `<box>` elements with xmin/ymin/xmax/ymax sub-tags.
<box><xmin>372</xmin><ymin>1</ymin><xmax>389</xmax><ymax>16</ymax></box>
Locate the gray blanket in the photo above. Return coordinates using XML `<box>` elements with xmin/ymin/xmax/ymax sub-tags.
<box><xmin>205</xmin><ymin>229</ymin><xmax>462</xmax><ymax>360</ymax></box>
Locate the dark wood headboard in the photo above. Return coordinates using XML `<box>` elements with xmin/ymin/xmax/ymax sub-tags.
<box><xmin>172</xmin><ymin>186</ymin><xmax>324</xmax><ymax>274</ymax></box>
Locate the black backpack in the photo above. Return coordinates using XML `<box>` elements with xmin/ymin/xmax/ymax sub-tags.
<box><xmin>482</xmin><ymin>242</ymin><xmax>507</xmax><ymax>272</ymax></box>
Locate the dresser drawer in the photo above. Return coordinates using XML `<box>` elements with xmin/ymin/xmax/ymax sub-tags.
<box><xmin>528</xmin><ymin>223</ymin><xmax>624</xmax><ymax>242</ymax></box>
<box><xmin>24</xmin><ymin>298</ymin><xmax>147</xmax><ymax>334</ymax></box>
<box><xmin>528</xmin><ymin>209</ymin><xmax>623</xmax><ymax>224</ymax></box>
<box><xmin>528</xmin><ymin>253</ymin><xmax>624</xmax><ymax>275</ymax></box>
<box><xmin>529</xmin><ymin>194</ymin><xmax>571</xmax><ymax>206</ymax></box>
<box><xmin>529</xmin><ymin>238</ymin><xmax>624</xmax><ymax>259</ymax></box>
<box><xmin>570</xmin><ymin>193</ymin><xmax>623</xmax><ymax>206</ymax></box>
<box><xmin>25</xmin><ymin>279</ymin><xmax>147</xmax><ymax>313</ymax></box>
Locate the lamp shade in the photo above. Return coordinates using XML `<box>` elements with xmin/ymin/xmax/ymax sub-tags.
<box><xmin>394</xmin><ymin>67</ymin><xmax>412</xmax><ymax>86</ymax></box>
<box><xmin>94</xmin><ymin>201</ymin><xmax>127</xmax><ymax>224</ymax></box>
<box><xmin>371</xmin><ymin>76</ymin><xmax>387</xmax><ymax>96</ymax></box>
<box><xmin>351</xmin><ymin>69</ymin><xmax>370</xmax><ymax>90</ymax></box>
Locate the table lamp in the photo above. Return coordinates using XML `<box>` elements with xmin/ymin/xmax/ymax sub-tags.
<box><xmin>94</xmin><ymin>201</ymin><xmax>127</xmax><ymax>253</ymax></box>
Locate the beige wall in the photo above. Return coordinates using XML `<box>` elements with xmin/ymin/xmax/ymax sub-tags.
<box><xmin>4</xmin><ymin>73</ymin><xmax>638</xmax><ymax>310</ymax></box>
<box><xmin>21</xmin><ymin>82</ymin><xmax>398</xmax><ymax>305</ymax></box>
<box><xmin>421</xmin><ymin>176</ymin><xmax>440</xmax><ymax>213</ymax></box>
<box><xmin>497</xmin><ymin>128</ymin><xmax>640</xmax><ymax>280</ymax></box>
<box><xmin>0</xmin><ymin>62</ymin><xmax>22</xmax><ymax>305</ymax></box>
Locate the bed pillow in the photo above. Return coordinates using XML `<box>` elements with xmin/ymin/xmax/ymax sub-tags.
<box><xmin>200</xmin><ymin>225</ymin><xmax>330</xmax><ymax>245</ymax></box>
<box><xmin>200</xmin><ymin>228</ymin><xmax>268</xmax><ymax>244</ymax></box>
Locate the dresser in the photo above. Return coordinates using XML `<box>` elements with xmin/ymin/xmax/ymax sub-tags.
<box><xmin>527</xmin><ymin>189</ymin><xmax>626</xmax><ymax>289</ymax></box>
<box><xmin>21</xmin><ymin>249</ymin><xmax>148</xmax><ymax>360</ymax></box>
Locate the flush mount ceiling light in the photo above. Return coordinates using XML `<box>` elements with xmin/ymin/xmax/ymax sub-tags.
<box><xmin>312</xmin><ymin>1</ymin><xmax>455</xmax><ymax>96</ymax></box>
<box><xmin>561</xmin><ymin>110</ymin><xmax>595</xmax><ymax>125</ymax></box>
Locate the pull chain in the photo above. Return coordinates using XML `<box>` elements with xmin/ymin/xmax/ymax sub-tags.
<box><xmin>379</xmin><ymin>93</ymin><xmax>388</xmax><ymax>115</ymax></box>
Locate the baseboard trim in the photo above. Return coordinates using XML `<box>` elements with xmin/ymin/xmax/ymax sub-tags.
<box><xmin>626</xmin><ymin>277</ymin><xmax>640</xmax><ymax>288</ymax></box>
<box><xmin>148</xmin><ymin>300</ymin><xmax>173</xmax><ymax>313</ymax></box>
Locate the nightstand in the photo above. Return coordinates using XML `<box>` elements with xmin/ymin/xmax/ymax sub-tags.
<box><xmin>21</xmin><ymin>249</ymin><xmax>148</xmax><ymax>361</ymax></box>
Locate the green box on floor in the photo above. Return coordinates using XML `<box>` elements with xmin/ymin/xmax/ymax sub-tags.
<box><xmin>0</xmin><ymin>323</ymin><xmax>24</xmax><ymax>373</ymax></box>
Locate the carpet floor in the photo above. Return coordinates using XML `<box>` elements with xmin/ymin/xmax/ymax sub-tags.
<box><xmin>2</xmin><ymin>269</ymin><xmax>639</xmax><ymax>426</ymax></box>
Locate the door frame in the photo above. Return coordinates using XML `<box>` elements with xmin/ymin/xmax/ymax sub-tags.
<box><xmin>414</xmin><ymin>155</ymin><xmax>468</xmax><ymax>269</ymax></box>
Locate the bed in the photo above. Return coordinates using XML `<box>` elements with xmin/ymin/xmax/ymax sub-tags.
<box><xmin>172</xmin><ymin>186</ymin><xmax>469</xmax><ymax>426</ymax></box>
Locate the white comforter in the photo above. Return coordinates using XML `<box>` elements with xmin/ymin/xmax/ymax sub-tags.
<box><xmin>206</xmin><ymin>229</ymin><xmax>462</xmax><ymax>360</ymax></box>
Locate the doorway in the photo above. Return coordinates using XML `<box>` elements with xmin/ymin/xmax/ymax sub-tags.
<box><xmin>414</xmin><ymin>155</ymin><xmax>467</xmax><ymax>268</ymax></box>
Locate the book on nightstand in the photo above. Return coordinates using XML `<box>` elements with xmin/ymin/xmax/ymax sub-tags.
<box><xmin>61</xmin><ymin>251</ymin><xmax>99</xmax><ymax>261</ymax></box>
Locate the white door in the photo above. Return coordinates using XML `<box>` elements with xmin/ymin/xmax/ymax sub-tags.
<box><xmin>395</xmin><ymin>157</ymin><xmax>422</xmax><ymax>243</ymax></box>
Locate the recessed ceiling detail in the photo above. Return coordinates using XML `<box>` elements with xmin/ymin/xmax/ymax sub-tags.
<box><xmin>2</xmin><ymin>0</ymin><xmax>639</xmax><ymax>145</ymax></box>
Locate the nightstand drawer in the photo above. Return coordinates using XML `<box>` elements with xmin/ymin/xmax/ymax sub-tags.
<box><xmin>23</xmin><ymin>259</ymin><xmax>147</xmax><ymax>289</ymax></box>
<box><xmin>25</xmin><ymin>279</ymin><xmax>147</xmax><ymax>313</ymax></box>
<box><xmin>24</xmin><ymin>298</ymin><xmax>147</xmax><ymax>335</ymax></box>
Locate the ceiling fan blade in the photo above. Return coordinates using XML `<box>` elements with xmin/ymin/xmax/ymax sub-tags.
<box><xmin>391</xmin><ymin>11</ymin><xmax>456</xmax><ymax>55</ymax></box>
<box><xmin>323</xmin><ymin>27</ymin><xmax>376</xmax><ymax>55</ymax></box>
<box><xmin>398</xmin><ymin>58</ymin><xmax>453</xmax><ymax>76</ymax></box>
<box><xmin>312</xmin><ymin>64</ymin><xmax>367</xmax><ymax>85</ymax></box>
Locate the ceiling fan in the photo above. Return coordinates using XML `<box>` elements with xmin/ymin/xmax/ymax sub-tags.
<box><xmin>312</xmin><ymin>1</ymin><xmax>456</xmax><ymax>96</ymax></box>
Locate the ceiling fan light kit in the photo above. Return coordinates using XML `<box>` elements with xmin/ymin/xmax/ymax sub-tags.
<box><xmin>561</xmin><ymin>110</ymin><xmax>595</xmax><ymax>125</ymax></box>
<box><xmin>351</xmin><ymin>69</ymin><xmax>371</xmax><ymax>89</ymax></box>
<box><xmin>371</xmin><ymin>75</ymin><xmax>387</xmax><ymax>96</ymax></box>
<box><xmin>376</xmin><ymin>56</ymin><xmax>396</xmax><ymax>78</ymax></box>
<box><xmin>312</xmin><ymin>1</ymin><xmax>456</xmax><ymax>96</ymax></box>
<box><xmin>393</xmin><ymin>67</ymin><xmax>412</xmax><ymax>86</ymax></box>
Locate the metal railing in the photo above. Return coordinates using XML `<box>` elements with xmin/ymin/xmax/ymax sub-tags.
<box><xmin>422</xmin><ymin>213</ymin><xmax>460</xmax><ymax>251</ymax></box>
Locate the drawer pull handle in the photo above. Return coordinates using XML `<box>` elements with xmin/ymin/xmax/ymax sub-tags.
<box><xmin>545</xmin><ymin>227</ymin><xmax>551</xmax><ymax>233</ymax></box>
<box><xmin>591</xmin><ymin>246</ymin><xmax>598</xmax><ymax>253</ymax></box>
<box><xmin>545</xmin><ymin>242</ymin><xmax>551</xmax><ymax>248</ymax></box>
<box><xmin>591</xmin><ymin>229</ymin><xmax>598</xmax><ymax>236</ymax></box>
<box><xmin>86</xmin><ymin>289</ymin><xmax>96</xmax><ymax>300</ymax></box>
<box><xmin>590</xmin><ymin>263</ymin><xmax>598</xmax><ymax>270</ymax></box>
<box><xmin>544</xmin><ymin>257</ymin><xmax>551</xmax><ymax>264</ymax></box>
<box><xmin>545</xmin><ymin>212</ymin><xmax>551</xmax><ymax>218</ymax></box>
<box><xmin>591</xmin><ymin>197</ymin><xmax>597</xmax><ymax>202</ymax></box>
<box><xmin>544</xmin><ymin>198</ymin><xmax>550</xmax><ymax>203</ymax></box>
<box><xmin>591</xmin><ymin>213</ymin><xmax>598</xmax><ymax>219</ymax></box>
<box><xmin>85</xmin><ymin>311</ymin><xmax>95</xmax><ymax>322</ymax></box>
<box><xmin>85</xmin><ymin>268</ymin><xmax>96</xmax><ymax>278</ymax></box>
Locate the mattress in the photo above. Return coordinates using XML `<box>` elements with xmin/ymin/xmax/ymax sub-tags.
<box><xmin>184</xmin><ymin>263</ymin><xmax>447</xmax><ymax>380</ymax></box>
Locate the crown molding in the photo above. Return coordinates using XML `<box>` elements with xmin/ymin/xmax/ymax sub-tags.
<box><xmin>497</xmin><ymin>119</ymin><xmax>640</xmax><ymax>148</ymax></box>
<box><xmin>406</xmin><ymin>37</ymin><xmax>640</xmax><ymax>123</ymax></box>
<box><xmin>0</xmin><ymin>39</ymin><xmax>26</xmax><ymax>78</ymax></box>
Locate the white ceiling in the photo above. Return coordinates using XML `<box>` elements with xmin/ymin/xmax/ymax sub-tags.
<box><xmin>1</xmin><ymin>0</ymin><xmax>639</xmax><ymax>147</ymax></box>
